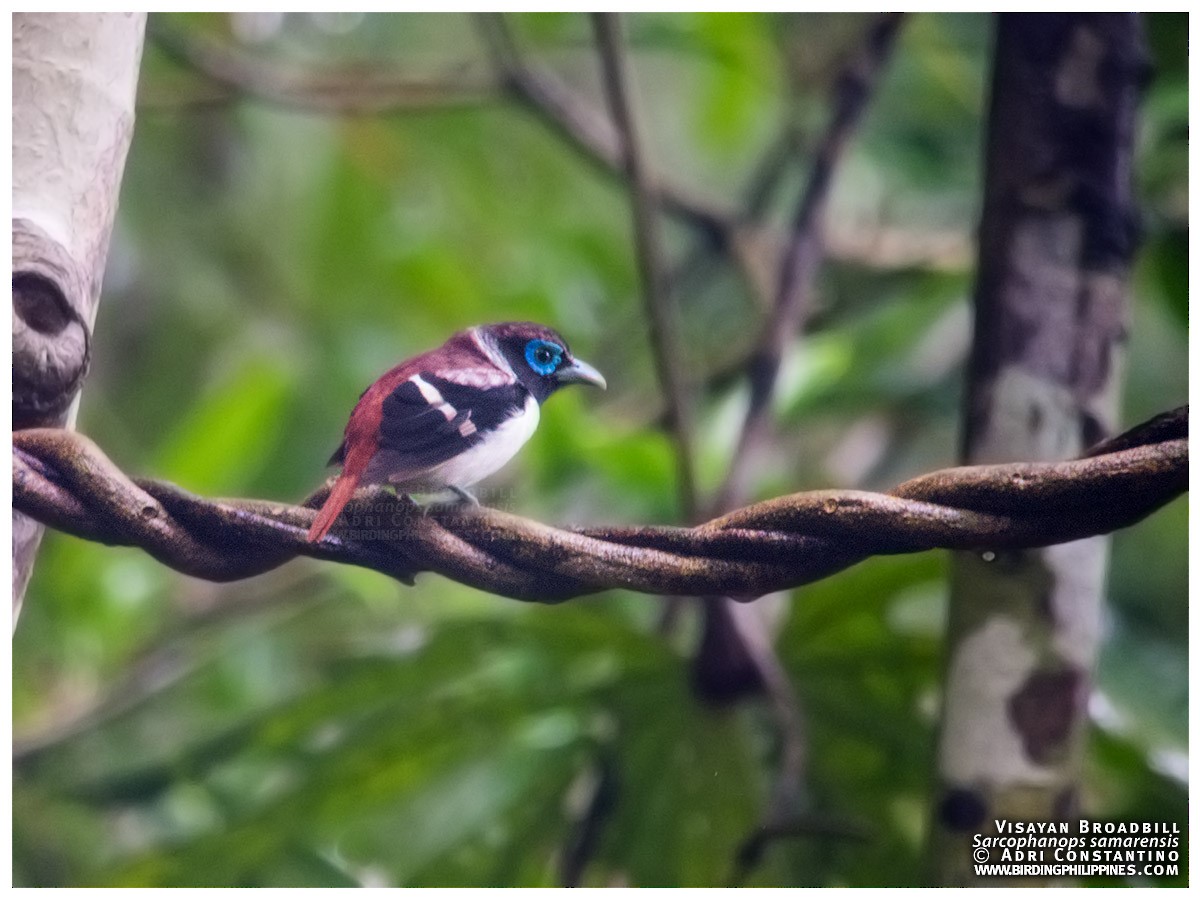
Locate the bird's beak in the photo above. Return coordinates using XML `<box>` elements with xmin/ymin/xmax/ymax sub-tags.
<box><xmin>556</xmin><ymin>358</ymin><xmax>607</xmax><ymax>389</ymax></box>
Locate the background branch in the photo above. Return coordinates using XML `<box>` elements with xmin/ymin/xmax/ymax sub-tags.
<box><xmin>592</xmin><ymin>12</ymin><xmax>698</xmax><ymax>521</ymax></box>
<box><xmin>474</xmin><ymin>12</ymin><xmax>730</xmax><ymax>240</ymax></box>
<box><xmin>715</xmin><ymin>11</ymin><xmax>906</xmax><ymax>514</ymax></box>
<box><xmin>150</xmin><ymin>19</ymin><xmax>494</xmax><ymax>114</ymax></box>
<box><xmin>13</xmin><ymin>567</ymin><xmax>327</xmax><ymax>763</ymax></box>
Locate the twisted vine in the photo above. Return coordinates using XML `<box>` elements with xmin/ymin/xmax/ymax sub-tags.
<box><xmin>12</xmin><ymin>406</ymin><xmax>1187</xmax><ymax>604</ymax></box>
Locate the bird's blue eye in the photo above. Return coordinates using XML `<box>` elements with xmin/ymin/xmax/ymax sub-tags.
<box><xmin>525</xmin><ymin>339</ymin><xmax>563</xmax><ymax>376</ymax></box>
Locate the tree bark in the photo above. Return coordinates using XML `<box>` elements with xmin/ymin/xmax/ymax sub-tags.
<box><xmin>12</xmin><ymin>13</ymin><xmax>146</xmax><ymax>623</ymax></box>
<box><xmin>927</xmin><ymin>14</ymin><xmax>1146</xmax><ymax>885</ymax></box>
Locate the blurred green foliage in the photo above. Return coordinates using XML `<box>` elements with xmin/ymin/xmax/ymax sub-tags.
<box><xmin>13</xmin><ymin>12</ymin><xmax>1187</xmax><ymax>887</ymax></box>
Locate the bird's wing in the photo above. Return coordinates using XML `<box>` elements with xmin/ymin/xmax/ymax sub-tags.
<box><xmin>372</xmin><ymin>373</ymin><xmax>527</xmax><ymax>470</ymax></box>
<box><xmin>311</xmin><ymin>345</ymin><xmax>525</xmax><ymax>540</ymax></box>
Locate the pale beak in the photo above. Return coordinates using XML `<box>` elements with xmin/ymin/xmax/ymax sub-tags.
<box><xmin>556</xmin><ymin>358</ymin><xmax>607</xmax><ymax>389</ymax></box>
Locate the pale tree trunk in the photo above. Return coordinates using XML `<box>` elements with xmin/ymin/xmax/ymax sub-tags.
<box><xmin>12</xmin><ymin>13</ymin><xmax>147</xmax><ymax>623</ymax></box>
<box><xmin>927</xmin><ymin>14</ymin><xmax>1146</xmax><ymax>885</ymax></box>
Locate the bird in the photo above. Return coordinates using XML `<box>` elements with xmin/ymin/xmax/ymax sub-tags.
<box><xmin>306</xmin><ymin>321</ymin><xmax>606</xmax><ymax>543</ymax></box>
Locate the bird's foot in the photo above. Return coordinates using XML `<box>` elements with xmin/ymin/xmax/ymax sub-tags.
<box><xmin>448</xmin><ymin>485</ymin><xmax>480</xmax><ymax>506</ymax></box>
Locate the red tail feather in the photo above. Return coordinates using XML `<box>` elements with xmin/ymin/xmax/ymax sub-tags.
<box><xmin>307</xmin><ymin>469</ymin><xmax>362</xmax><ymax>543</ymax></box>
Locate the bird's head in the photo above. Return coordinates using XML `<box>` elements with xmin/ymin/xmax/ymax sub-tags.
<box><xmin>483</xmin><ymin>322</ymin><xmax>606</xmax><ymax>402</ymax></box>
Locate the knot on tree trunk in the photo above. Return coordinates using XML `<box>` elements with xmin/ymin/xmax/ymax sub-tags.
<box><xmin>12</xmin><ymin>218</ymin><xmax>93</xmax><ymax>428</ymax></box>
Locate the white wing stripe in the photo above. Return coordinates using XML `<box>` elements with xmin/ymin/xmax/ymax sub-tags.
<box><xmin>410</xmin><ymin>374</ymin><xmax>458</xmax><ymax>421</ymax></box>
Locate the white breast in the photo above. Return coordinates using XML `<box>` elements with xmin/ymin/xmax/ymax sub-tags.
<box><xmin>402</xmin><ymin>393</ymin><xmax>540</xmax><ymax>492</ymax></box>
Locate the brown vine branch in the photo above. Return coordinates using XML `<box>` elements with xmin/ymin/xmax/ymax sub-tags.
<box><xmin>12</xmin><ymin>407</ymin><xmax>1187</xmax><ymax>603</ymax></box>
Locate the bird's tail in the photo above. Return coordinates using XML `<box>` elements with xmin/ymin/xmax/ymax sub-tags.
<box><xmin>307</xmin><ymin>469</ymin><xmax>362</xmax><ymax>543</ymax></box>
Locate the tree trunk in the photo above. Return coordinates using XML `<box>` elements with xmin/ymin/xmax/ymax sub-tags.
<box><xmin>927</xmin><ymin>14</ymin><xmax>1146</xmax><ymax>885</ymax></box>
<box><xmin>12</xmin><ymin>13</ymin><xmax>147</xmax><ymax>623</ymax></box>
